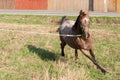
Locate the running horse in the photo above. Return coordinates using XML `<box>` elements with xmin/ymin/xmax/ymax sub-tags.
<box><xmin>59</xmin><ymin>10</ymin><xmax>107</xmax><ymax>74</ymax></box>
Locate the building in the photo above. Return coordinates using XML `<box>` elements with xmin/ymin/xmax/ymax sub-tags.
<box><xmin>0</xmin><ymin>0</ymin><xmax>120</xmax><ymax>12</ymax></box>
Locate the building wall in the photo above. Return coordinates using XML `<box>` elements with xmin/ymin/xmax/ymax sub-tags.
<box><xmin>108</xmin><ymin>0</ymin><xmax>116</xmax><ymax>12</ymax></box>
<box><xmin>15</xmin><ymin>0</ymin><xmax>47</xmax><ymax>10</ymax></box>
<box><xmin>117</xmin><ymin>0</ymin><xmax>120</xmax><ymax>12</ymax></box>
<box><xmin>94</xmin><ymin>0</ymin><xmax>105</xmax><ymax>12</ymax></box>
<box><xmin>0</xmin><ymin>0</ymin><xmax>15</xmax><ymax>9</ymax></box>
<box><xmin>48</xmin><ymin>0</ymin><xmax>89</xmax><ymax>11</ymax></box>
<box><xmin>0</xmin><ymin>0</ymin><xmax>119</xmax><ymax>12</ymax></box>
<box><xmin>94</xmin><ymin>0</ymin><xmax>119</xmax><ymax>12</ymax></box>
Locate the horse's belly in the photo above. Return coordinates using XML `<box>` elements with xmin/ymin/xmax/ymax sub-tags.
<box><xmin>64</xmin><ymin>37</ymin><xmax>79</xmax><ymax>49</ymax></box>
<box><xmin>63</xmin><ymin>37</ymin><xmax>92</xmax><ymax>50</ymax></box>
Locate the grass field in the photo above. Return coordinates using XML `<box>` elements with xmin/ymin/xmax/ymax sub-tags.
<box><xmin>0</xmin><ymin>15</ymin><xmax>120</xmax><ymax>80</ymax></box>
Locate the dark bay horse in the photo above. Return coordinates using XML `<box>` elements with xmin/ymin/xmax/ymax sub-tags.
<box><xmin>59</xmin><ymin>10</ymin><xmax>107</xmax><ymax>74</ymax></box>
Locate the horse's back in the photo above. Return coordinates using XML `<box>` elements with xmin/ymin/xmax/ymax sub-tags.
<box><xmin>59</xmin><ymin>20</ymin><xmax>75</xmax><ymax>34</ymax></box>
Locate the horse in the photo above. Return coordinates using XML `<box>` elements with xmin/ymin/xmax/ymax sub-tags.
<box><xmin>59</xmin><ymin>10</ymin><xmax>107</xmax><ymax>74</ymax></box>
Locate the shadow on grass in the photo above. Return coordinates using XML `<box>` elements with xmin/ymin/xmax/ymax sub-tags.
<box><xmin>27</xmin><ymin>45</ymin><xmax>56</xmax><ymax>61</ymax></box>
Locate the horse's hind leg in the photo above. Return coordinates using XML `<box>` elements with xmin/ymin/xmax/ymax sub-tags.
<box><xmin>75</xmin><ymin>49</ymin><xmax>78</xmax><ymax>60</ymax></box>
<box><xmin>80</xmin><ymin>49</ymin><xmax>107</xmax><ymax>74</ymax></box>
<box><xmin>60</xmin><ymin>41</ymin><xmax>66</xmax><ymax>56</ymax></box>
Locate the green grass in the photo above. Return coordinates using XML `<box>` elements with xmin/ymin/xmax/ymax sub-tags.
<box><xmin>0</xmin><ymin>14</ymin><xmax>62</xmax><ymax>25</ymax></box>
<box><xmin>0</xmin><ymin>15</ymin><xmax>120</xmax><ymax>80</ymax></box>
<box><xmin>0</xmin><ymin>14</ymin><xmax>120</xmax><ymax>25</ymax></box>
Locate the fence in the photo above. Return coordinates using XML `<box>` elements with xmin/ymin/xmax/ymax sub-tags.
<box><xmin>0</xmin><ymin>0</ymin><xmax>15</xmax><ymax>9</ymax></box>
<box><xmin>0</xmin><ymin>0</ymin><xmax>120</xmax><ymax>12</ymax></box>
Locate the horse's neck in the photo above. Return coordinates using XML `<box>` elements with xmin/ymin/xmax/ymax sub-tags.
<box><xmin>72</xmin><ymin>16</ymin><xmax>82</xmax><ymax>34</ymax></box>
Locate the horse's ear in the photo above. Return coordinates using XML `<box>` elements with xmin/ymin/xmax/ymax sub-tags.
<box><xmin>79</xmin><ymin>10</ymin><xmax>83</xmax><ymax>17</ymax></box>
<box><xmin>86</xmin><ymin>11</ymin><xmax>90</xmax><ymax>18</ymax></box>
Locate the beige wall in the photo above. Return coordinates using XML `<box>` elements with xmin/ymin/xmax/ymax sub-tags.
<box><xmin>0</xmin><ymin>0</ymin><xmax>15</xmax><ymax>9</ymax></box>
<box><xmin>48</xmin><ymin>0</ymin><xmax>89</xmax><ymax>11</ymax></box>
<box><xmin>94</xmin><ymin>0</ymin><xmax>120</xmax><ymax>12</ymax></box>
<box><xmin>94</xmin><ymin>0</ymin><xmax>105</xmax><ymax>12</ymax></box>
<box><xmin>117</xmin><ymin>0</ymin><xmax>120</xmax><ymax>12</ymax></box>
<box><xmin>108</xmin><ymin>0</ymin><xmax>116</xmax><ymax>12</ymax></box>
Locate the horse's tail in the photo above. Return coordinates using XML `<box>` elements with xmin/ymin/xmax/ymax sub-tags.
<box><xmin>57</xmin><ymin>16</ymin><xmax>67</xmax><ymax>32</ymax></box>
<box><xmin>60</xmin><ymin>16</ymin><xmax>67</xmax><ymax>25</ymax></box>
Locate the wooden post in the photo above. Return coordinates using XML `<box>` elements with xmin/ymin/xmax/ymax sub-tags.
<box><xmin>89</xmin><ymin>0</ymin><xmax>93</xmax><ymax>11</ymax></box>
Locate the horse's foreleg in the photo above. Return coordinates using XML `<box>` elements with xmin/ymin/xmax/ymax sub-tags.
<box><xmin>89</xmin><ymin>49</ymin><xmax>95</xmax><ymax>59</ymax></box>
<box><xmin>80</xmin><ymin>49</ymin><xmax>107</xmax><ymax>74</ymax></box>
<box><xmin>75</xmin><ymin>49</ymin><xmax>78</xmax><ymax>60</ymax></box>
<box><xmin>60</xmin><ymin>42</ymin><xmax>66</xmax><ymax>56</ymax></box>
<box><xmin>89</xmin><ymin>49</ymin><xmax>98</xmax><ymax>69</ymax></box>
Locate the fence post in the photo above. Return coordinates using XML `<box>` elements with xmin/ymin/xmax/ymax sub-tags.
<box><xmin>89</xmin><ymin>0</ymin><xmax>93</xmax><ymax>11</ymax></box>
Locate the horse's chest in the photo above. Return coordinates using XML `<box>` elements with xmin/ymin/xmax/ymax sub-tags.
<box><xmin>76</xmin><ymin>37</ymin><xmax>93</xmax><ymax>49</ymax></box>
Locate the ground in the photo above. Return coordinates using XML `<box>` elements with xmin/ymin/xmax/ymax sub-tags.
<box><xmin>0</xmin><ymin>15</ymin><xmax>120</xmax><ymax>80</ymax></box>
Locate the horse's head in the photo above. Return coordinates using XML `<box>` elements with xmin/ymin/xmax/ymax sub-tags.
<box><xmin>73</xmin><ymin>10</ymin><xmax>90</xmax><ymax>39</ymax></box>
<box><xmin>79</xmin><ymin>10</ymin><xmax>90</xmax><ymax>39</ymax></box>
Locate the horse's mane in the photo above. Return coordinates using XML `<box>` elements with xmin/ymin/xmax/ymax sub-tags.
<box><xmin>72</xmin><ymin>15</ymin><xmax>80</xmax><ymax>30</ymax></box>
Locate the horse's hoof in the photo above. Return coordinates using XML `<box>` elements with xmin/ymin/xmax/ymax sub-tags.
<box><xmin>101</xmin><ymin>69</ymin><xmax>108</xmax><ymax>75</ymax></box>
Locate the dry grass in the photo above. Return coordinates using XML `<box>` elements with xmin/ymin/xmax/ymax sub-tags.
<box><xmin>0</xmin><ymin>15</ymin><xmax>120</xmax><ymax>80</ymax></box>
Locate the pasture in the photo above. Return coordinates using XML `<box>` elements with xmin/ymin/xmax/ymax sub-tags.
<box><xmin>0</xmin><ymin>15</ymin><xmax>120</xmax><ymax>80</ymax></box>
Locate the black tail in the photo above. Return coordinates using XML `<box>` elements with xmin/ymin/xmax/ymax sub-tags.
<box><xmin>60</xmin><ymin>16</ymin><xmax>67</xmax><ymax>25</ymax></box>
<box><xmin>57</xmin><ymin>16</ymin><xmax>67</xmax><ymax>32</ymax></box>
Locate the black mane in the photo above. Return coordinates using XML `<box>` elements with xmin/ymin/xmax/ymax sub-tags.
<box><xmin>72</xmin><ymin>12</ymin><xmax>86</xmax><ymax>34</ymax></box>
<box><xmin>72</xmin><ymin>15</ymin><xmax>83</xmax><ymax>34</ymax></box>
